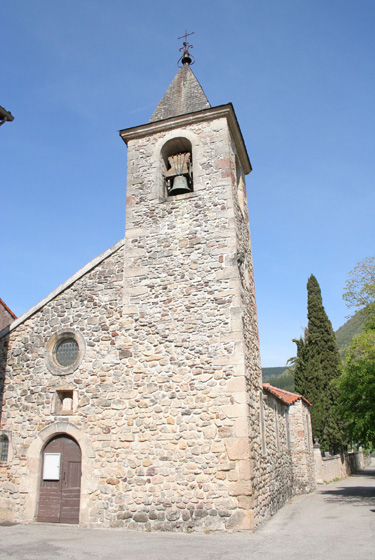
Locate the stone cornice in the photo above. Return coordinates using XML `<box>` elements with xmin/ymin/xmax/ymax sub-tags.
<box><xmin>119</xmin><ymin>104</ymin><xmax>252</xmax><ymax>175</ymax></box>
<box><xmin>0</xmin><ymin>239</ymin><xmax>125</xmax><ymax>339</ymax></box>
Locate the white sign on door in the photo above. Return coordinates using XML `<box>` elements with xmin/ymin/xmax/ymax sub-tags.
<box><xmin>43</xmin><ymin>453</ymin><xmax>61</xmax><ymax>480</ymax></box>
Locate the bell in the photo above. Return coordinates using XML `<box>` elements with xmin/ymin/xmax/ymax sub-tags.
<box><xmin>168</xmin><ymin>175</ymin><xmax>191</xmax><ymax>196</ymax></box>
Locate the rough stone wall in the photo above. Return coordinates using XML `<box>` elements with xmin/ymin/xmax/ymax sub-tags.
<box><xmin>0</xmin><ymin>246</ymin><xmax>125</xmax><ymax>525</ymax></box>
<box><xmin>121</xmin><ymin>116</ymin><xmax>255</xmax><ymax>531</ymax></box>
<box><xmin>315</xmin><ymin>449</ymin><xmax>369</xmax><ymax>484</ymax></box>
<box><xmin>254</xmin><ymin>392</ymin><xmax>294</xmax><ymax>524</ymax></box>
<box><xmin>288</xmin><ymin>400</ymin><xmax>316</xmax><ymax>494</ymax></box>
<box><xmin>226</xmin><ymin>134</ymin><xmax>265</xmax><ymax>525</ymax></box>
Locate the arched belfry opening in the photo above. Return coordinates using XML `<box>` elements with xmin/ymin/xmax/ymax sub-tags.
<box><xmin>161</xmin><ymin>137</ymin><xmax>193</xmax><ymax>196</ymax></box>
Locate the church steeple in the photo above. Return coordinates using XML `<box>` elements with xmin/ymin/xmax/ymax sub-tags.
<box><xmin>149</xmin><ymin>32</ymin><xmax>211</xmax><ymax>123</ymax></box>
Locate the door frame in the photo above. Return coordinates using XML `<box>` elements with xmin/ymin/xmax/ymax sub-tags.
<box><xmin>38</xmin><ymin>434</ymin><xmax>82</xmax><ymax>523</ymax></box>
<box><xmin>24</xmin><ymin>421</ymin><xmax>96</xmax><ymax>525</ymax></box>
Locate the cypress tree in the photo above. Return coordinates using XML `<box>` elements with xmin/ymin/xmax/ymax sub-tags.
<box><xmin>293</xmin><ymin>275</ymin><xmax>344</xmax><ymax>451</ymax></box>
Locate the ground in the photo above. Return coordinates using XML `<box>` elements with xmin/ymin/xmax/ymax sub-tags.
<box><xmin>1</xmin><ymin>461</ymin><xmax>374</xmax><ymax>560</ymax></box>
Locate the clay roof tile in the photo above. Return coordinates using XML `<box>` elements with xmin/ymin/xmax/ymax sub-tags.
<box><xmin>263</xmin><ymin>383</ymin><xmax>311</xmax><ymax>407</ymax></box>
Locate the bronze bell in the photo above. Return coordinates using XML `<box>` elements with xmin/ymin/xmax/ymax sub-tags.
<box><xmin>168</xmin><ymin>175</ymin><xmax>191</xmax><ymax>196</ymax></box>
<box><xmin>165</xmin><ymin>152</ymin><xmax>193</xmax><ymax>196</ymax></box>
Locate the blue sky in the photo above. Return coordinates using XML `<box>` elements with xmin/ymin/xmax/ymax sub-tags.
<box><xmin>1</xmin><ymin>1</ymin><xmax>374</xmax><ymax>366</ymax></box>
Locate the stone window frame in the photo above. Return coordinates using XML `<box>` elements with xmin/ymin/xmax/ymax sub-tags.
<box><xmin>52</xmin><ymin>388</ymin><xmax>78</xmax><ymax>415</ymax></box>
<box><xmin>154</xmin><ymin>130</ymin><xmax>200</xmax><ymax>203</ymax></box>
<box><xmin>45</xmin><ymin>329</ymin><xmax>85</xmax><ymax>376</ymax></box>
<box><xmin>160</xmin><ymin>136</ymin><xmax>194</xmax><ymax>199</ymax></box>
<box><xmin>0</xmin><ymin>430</ymin><xmax>12</xmax><ymax>463</ymax></box>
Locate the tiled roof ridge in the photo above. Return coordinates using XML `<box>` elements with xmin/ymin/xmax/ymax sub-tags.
<box><xmin>263</xmin><ymin>382</ymin><xmax>311</xmax><ymax>407</ymax></box>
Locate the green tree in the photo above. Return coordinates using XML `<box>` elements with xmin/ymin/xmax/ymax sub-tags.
<box><xmin>337</xmin><ymin>329</ymin><xmax>375</xmax><ymax>447</ymax></box>
<box><xmin>343</xmin><ymin>256</ymin><xmax>375</xmax><ymax>318</ymax></box>
<box><xmin>292</xmin><ymin>275</ymin><xmax>344</xmax><ymax>450</ymax></box>
<box><xmin>337</xmin><ymin>257</ymin><xmax>375</xmax><ymax>447</ymax></box>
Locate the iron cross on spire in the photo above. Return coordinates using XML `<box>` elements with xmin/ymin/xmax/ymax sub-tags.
<box><xmin>177</xmin><ymin>30</ymin><xmax>195</xmax><ymax>66</ymax></box>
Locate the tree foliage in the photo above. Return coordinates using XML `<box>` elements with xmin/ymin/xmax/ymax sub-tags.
<box><xmin>337</xmin><ymin>257</ymin><xmax>375</xmax><ymax>447</ymax></box>
<box><xmin>337</xmin><ymin>329</ymin><xmax>375</xmax><ymax>447</ymax></box>
<box><xmin>343</xmin><ymin>256</ymin><xmax>375</xmax><ymax>312</ymax></box>
<box><xmin>292</xmin><ymin>275</ymin><xmax>344</xmax><ymax>450</ymax></box>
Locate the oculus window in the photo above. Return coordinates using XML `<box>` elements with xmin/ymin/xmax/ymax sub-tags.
<box><xmin>45</xmin><ymin>329</ymin><xmax>85</xmax><ymax>376</ymax></box>
<box><xmin>55</xmin><ymin>339</ymin><xmax>79</xmax><ymax>367</ymax></box>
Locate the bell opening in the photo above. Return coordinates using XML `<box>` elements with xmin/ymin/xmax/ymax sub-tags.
<box><xmin>161</xmin><ymin>138</ymin><xmax>194</xmax><ymax>198</ymax></box>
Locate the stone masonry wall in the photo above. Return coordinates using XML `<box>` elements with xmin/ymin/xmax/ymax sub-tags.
<box><xmin>120</xmin><ymin>115</ymin><xmax>255</xmax><ymax>531</ymax></box>
<box><xmin>0</xmin><ymin>245</ymin><xmax>125</xmax><ymax>525</ymax></box>
<box><xmin>314</xmin><ymin>448</ymin><xmax>369</xmax><ymax>484</ymax></box>
<box><xmin>227</xmin><ymin>133</ymin><xmax>265</xmax><ymax>527</ymax></box>
<box><xmin>288</xmin><ymin>400</ymin><xmax>316</xmax><ymax>494</ymax></box>
<box><xmin>0</xmin><ymin>109</ymin><xmax>315</xmax><ymax>532</ymax></box>
<box><xmin>255</xmin><ymin>392</ymin><xmax>294</xmax><ymax>523</ymax></box>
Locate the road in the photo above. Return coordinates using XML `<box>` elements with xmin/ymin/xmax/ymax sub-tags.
<box><xmin>1</xmin><ymin>463</ymin><xmax>374</xmax><ymax>560</ymax></box>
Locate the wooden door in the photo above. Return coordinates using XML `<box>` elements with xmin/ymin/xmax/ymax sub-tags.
<box><xmin>37</xmin><ymin>435</ymin><xmax>81</xmax><ymax>524</ymax></box>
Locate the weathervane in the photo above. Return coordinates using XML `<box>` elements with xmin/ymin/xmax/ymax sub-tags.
<box><xmin>177</xmin><ymin>29</ymin><xmax>195</xmax><ymax>66</ymax></box>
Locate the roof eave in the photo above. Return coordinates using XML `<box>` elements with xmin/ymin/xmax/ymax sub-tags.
<box><xmin>0</xmin><ymin>239</ymin><xmax>125</xmax><ymax>340</ymax></box>
<box><xmin>263</xmin><ymin>383</ymin><xmax>312</xmax><ymax>407</ymax></box>
<box><xmin>119</xmin><ymin>103</ymin><xmax>252</xmax><ymax>175</ymax></box>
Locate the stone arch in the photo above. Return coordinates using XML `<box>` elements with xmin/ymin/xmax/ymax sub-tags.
<box><xmin>25</xmin><ymin>421</ymin><xmax>95</xmax><ymax>525</ymax></box>
<box><xmin>161</xmin><ymin>137</ymin><xmax>193</xmax><ymax>197</ymax></box>
<box><xmin>153</xmin><ymin>129</ymin><xmax>201</xmax><ymax>200</ymax></box>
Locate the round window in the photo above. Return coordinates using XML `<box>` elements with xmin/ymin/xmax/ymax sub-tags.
<box><xmin>45</xmin><ymin>330</ymin><xmax>85</xmax><ymax>376</ymax></box>
<box><xmin>55</xmin><ymin>338</ymin><xmax>79</xmax><ymax>367</ymax></box>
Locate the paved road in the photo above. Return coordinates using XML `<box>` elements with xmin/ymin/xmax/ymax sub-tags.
<box><xmin>1</xmin><ymin>463</ymin><xmax>374</xmax><ymax>560</ymax></box>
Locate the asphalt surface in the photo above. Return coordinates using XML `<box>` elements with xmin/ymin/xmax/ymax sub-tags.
<box><xmin>1</xmin><ymin>462</ymin><xmax>374</xmax><ymax>560</ymax></box>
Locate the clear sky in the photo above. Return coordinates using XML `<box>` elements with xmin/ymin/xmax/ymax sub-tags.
<box><xmin>1</xmin><ymin>0</ymin><xmax>374</xmax><ymax>367</ymax></box>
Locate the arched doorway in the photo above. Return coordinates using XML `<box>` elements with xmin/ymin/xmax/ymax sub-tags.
<box><xmin>37</xmin><ymin>435</ymin><xmax>81</xmax><ymax>524</ymax></box>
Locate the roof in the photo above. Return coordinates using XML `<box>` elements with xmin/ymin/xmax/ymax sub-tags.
<box><xmin>120</xmin><ymin>104</ymin><xmax>252</xmax><ymax>176</ymax></box>
<box><xmin>263</xmin><ymin>383</ymin><xmax>311</xmax><ymax>407</ymax></box>
<box><xmin>0</xmin><ymin>299</ymin><xmax>17</xmax><ymax>320</ymax></box>
<box><xmin>149</xmin><ymin>65</ymin><xmax>211</xmax><ymax>122</ymax></box>
<box><xmin>0</xmin><ymin>239</ymin><xmax>124</xmax><ymax>340</ymax></box>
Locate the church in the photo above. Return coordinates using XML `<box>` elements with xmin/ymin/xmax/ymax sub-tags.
<box><xmin>0</xmin><ymin>42</ymin><xmax>315</xmax><ymax>531</ymax></box>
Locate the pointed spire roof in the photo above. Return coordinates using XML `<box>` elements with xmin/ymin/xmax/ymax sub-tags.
<box><xmin>149</xmin><ymin>64</ymin><xmax>211</xmax><ymax>123</ymax></box>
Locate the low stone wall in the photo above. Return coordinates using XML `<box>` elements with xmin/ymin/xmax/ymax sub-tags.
<box><xmin>314</xmin><ymin>446</ymin><xmax>370</xmax><ymax>484</ymax></box>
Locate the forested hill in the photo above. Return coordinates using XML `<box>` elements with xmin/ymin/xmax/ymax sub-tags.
<box><xmin>262</xmin><ymin>367</ymin><xmax>294</xmax><ymax>391</ymax></box>
<box><xmin>262</xmin><ymin>310</ymin><xmax>365</xmax><ymax>392</ymax></box>
<box><xmin>261</xmin><ymin>367</ymin><xmax>285</xmax><ymax>380</ymax></box>
<box><xmin>335</xmin><ymin>310</ymin><xmax>365</xmax><ymax>356</ymax></box>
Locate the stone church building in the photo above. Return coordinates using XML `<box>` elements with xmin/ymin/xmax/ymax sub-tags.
<box><xmin>0</xmin><ymin>48</ymin><xmax>315</xmax><ymax>531</ymax></box>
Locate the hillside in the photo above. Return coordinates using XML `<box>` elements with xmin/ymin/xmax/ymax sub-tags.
<box><xmin>335</xmin><ymin>310</ymin><xmax>365</xmax><ymax>356</ymax></box>
<box><xmin>262</xmin><ymin>310</ymin><xmax>365</xmax><ymax>392</ymax></box>
<box><xmin>262</xmin><ymin>367</ymin><xmax>285</xmax><ymax>381</ymax></box>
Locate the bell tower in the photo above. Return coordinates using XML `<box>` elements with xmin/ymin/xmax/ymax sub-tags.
<box><xmin>118</xmin><ymin>42</ymin><xmax>263</xmax><ymax>531</ymax></box>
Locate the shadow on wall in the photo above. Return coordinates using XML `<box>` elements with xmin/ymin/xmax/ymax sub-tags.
<box><xmin>0</xmin><ymin>332</ymin><xmax>9</xmax><ymax>423</ymax></box>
